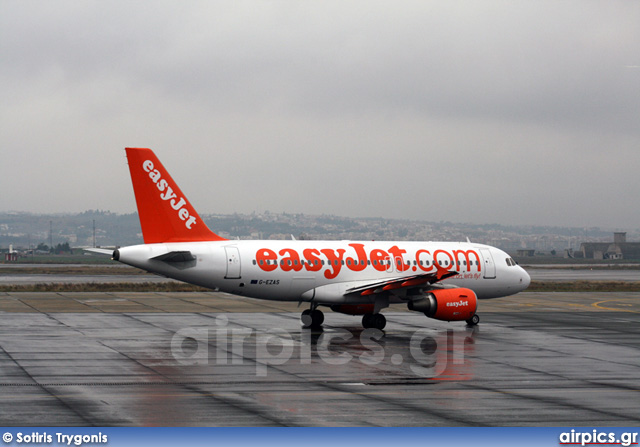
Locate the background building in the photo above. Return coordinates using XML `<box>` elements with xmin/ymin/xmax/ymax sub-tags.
<box><xmin>580</xmin><ymin>232</ymin><xmax>640</xmax><ymax>260</ymax></box>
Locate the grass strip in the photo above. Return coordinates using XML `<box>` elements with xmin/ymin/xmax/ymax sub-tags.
<box><xmin>0</xmin><ymin>266</ymin><xmax>146</xmax><ymax>275</ymax></box>
<box><xmin>0</xmin><ymin>282</ymin><xmax>209</xmax><ymax>292</ymax></box>
<box><xmin>527</xmin><ymin>280</ymin><xmax>640</xmax><ymax>292</ymax></box>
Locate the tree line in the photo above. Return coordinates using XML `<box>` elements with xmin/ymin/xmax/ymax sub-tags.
<box><xmin>35</xmin><ymin>242</ymin><xmax>73</xmax><ymax>254</ymax></box>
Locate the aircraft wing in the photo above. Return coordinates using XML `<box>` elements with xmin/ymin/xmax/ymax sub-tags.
<box><xmin>345</xmin><ymin>270</ymin><xmax>459</xmax><ymax>297</ymax></box>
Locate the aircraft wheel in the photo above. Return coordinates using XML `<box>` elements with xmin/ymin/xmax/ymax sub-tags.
<box><xmin>301</xmin><ymin>309</ymin><xmax>313</xmax><ymax>327</ymax></box>
<box><xmin>466</xmin><ymin>314</ymin><xmax>480</xmax><ymax>326</ymax></box>
<box><xmin>302</xmin><ymin>309</ymin><xmax>324</xmax><ymax>328</ymax></box>
<box><xmin>362</xmin><ymin>313</ymin><xmax>386</xmax><ymax>330</ymax></box>
<box><xmin>372</xmin><ymin>313</ymin><xmax>386</xmax><ymax>330</ymax></box>
<box><xmin>311</xmin><ymin>309</ymin><xmax>324</xmax><ymax>327</ymax></box>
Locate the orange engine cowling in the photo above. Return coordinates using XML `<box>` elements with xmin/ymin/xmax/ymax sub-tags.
<box><xmin>407</xmin><ymin>288</ymin><xmax>477</xmax><ymax>322</ymax></box>
<box><xmin>330</xmin><ymin>304</ymin><xmax>376</xmax><ymax>315</ymax></box>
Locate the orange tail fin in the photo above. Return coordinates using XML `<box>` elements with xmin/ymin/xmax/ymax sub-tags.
<box><xmin>125</xmin><ymin>147</ymin><xmax>226</xmax><ymax>243</ymax></box>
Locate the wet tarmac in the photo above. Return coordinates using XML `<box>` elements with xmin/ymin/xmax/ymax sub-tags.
<box><xmin>0</xmin><ymin>291</ymin><xmax>638</xmax><ymax>426</ymax></box>
<box><xmin>0</xmin><ymin>274</ymin><xmax>173</xmax><ymax>285</ymax></box>
<box><xmin>525</xmin><ymin>268</ymin><xmax>640</xmax><ymax>282</ymax></box>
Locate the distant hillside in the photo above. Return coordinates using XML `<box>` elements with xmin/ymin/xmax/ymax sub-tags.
<box><xmin>0</xmin><ymin>211</ymin><xmax>142</xmax><ymax>248</ymax></box>
<box><xmin>0</xmin><ymin>210</ymin><xmax>636</xmax><ymax>255</ymax></box>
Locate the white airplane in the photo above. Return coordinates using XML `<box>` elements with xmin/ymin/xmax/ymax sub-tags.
<box><xmin>104</xmin><ymin>148</ymin><xmax>530</xmax><ymax>330</ymax></box>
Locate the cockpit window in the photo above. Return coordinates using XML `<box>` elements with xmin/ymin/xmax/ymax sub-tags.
<box><xmin>506</xmin><ymin>258</ymin><xmax>517</xmax><ymax>266</ymax></box>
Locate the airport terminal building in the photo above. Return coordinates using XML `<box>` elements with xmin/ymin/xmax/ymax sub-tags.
<box><xmin>580</xmin><ymin>232</ymin><xmax>640</xmax><ymax>260</ymax></box>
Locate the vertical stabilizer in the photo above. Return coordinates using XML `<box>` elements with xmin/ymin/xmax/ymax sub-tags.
<box><xmin>125</xmin><ymin>147</ymin><xmax>226</xmax><ymax>243</ymax></box>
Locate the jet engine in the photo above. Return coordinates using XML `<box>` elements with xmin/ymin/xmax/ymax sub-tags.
<box><xmin>407</xmin><ymin>288</ymin><xmax>477</xmax><ymax>322</ymax></box>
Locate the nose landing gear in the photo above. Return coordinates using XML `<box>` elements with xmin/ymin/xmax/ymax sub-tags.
<box><xmin>466</xmin><ymin>314</ymin><xmax>480</xmax><ymax>326</ymax></box>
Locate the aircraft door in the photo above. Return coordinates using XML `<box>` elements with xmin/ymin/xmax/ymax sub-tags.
<box><xmin>385</xmin><ymin>257</ymin><xmax>394</xmax><ymax>273</ymax></box>
<box><xmin>224</xmin><ymin>246</ymin><xmax>241</xmax><ymax>279</ymax></box>
<box><xmin>395</xmin><ymin>257</ymin><xmax>404</xmax><ymax>273</ymax></box>
<box><xmin>480</xmin><ymin>248</ymin><xmax>496</xmax><ymax>279</ymax></box>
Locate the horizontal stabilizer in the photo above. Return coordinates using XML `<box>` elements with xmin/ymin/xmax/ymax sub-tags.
<box><xmin>152</xmin><ymin>251</ymin><xmax>196</xmax><ymax>263</ymax></box>
<box><xmin>83</xmin><ymin>248</ymin><xmax>115</xmax><ymax>256</ymax></box>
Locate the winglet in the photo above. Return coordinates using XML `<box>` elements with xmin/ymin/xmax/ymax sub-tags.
<box><xmin>125</xmin><ymin>148</ymin><xmax>227</xmax><ymax>244</ymax></box>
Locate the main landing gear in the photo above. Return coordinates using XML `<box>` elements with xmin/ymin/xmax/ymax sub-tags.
<box><xmin>301</xmin><ymin>307</ymin><xmax>387</xmax><ymax>330</ymax></box>
<box><xmin>466</xmin><ymin>314</ymin><xmax>480</xmax><ymax>326</ymax></box>
<box><xmin>362</xmin><ymin>313</ymin><xmax>386</xmax><ymax>330</ymax></box>
<box><xmin>301</xmin><ymin>307</ymin><xmax>324</xmax><ymax>328</ymax></box>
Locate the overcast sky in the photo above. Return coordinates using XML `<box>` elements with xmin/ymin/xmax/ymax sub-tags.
<box><xmin>2</xmin><ymin>1</ymin><xmax>639</xmax><ymax>229</ymax></box>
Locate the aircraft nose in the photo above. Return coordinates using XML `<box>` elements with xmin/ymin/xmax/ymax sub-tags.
<box><xmin>519</xmin><ymin>267</ymin><xmax>531</xmax><ymax>290</ymax></box>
